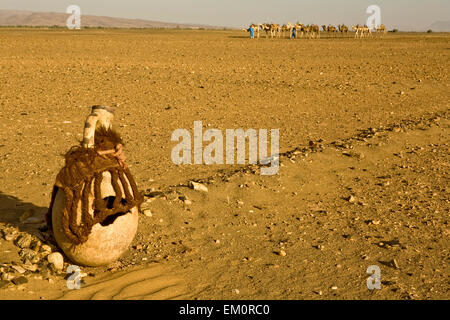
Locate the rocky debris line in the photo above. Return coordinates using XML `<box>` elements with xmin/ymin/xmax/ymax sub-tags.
<box><xmin>141</xmin><ymin>188</ymin><xmax>191</xmax><ymax>205</ymax></box>
<box><xmin>0</xmin><ymin>223</ymin><xmax>81</xmax><ymax>290</ymax></box>
<box><xmin>203</xmin><ymin>110</ymin><xmax>447</xmax><ymax>184</ymax></box>
<box><xmin>136</xmin><ymin>110</ymin><xmax>448</xmax><ymax>217</ymax></box>
<box><xmin>142</xmin><ymin>110</ymin><xmax>448</xmax><ymax>203</ymax></box>
<box><xmin>139</xmin><ymin>180</ymin><xmax>211</xmax><ymax>213</ymax></box>
<box><xmin>331</xmin><ymin>111</ymin><xmax>447</xmax><ymax>149</ymax></box>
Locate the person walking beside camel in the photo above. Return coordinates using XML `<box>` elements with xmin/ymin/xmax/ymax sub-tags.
<box><xmin>291</xmin><ymin>26</ymin><xmax>297</xmax><ymax>39</ymax></box>
<box><xmin>247</xmin><ymin>25</ymin><xmax>255</xmax><ymax>39</ymax></box>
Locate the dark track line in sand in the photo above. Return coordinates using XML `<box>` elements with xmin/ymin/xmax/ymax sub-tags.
<box><xmin>149</xmin><ymin>108</ymin><xmax>449</xmax><ymax>195</ymax></box>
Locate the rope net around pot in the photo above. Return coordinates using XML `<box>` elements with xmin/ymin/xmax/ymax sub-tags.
<box><xmin>46</xmin><ymin>107</ymin><xmax>143</xmax><ymax>245</ymax></box>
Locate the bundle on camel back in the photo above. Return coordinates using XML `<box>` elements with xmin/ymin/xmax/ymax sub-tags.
<box><xmin>46</xmin><ymin>106</ymin><xmax>143</xmax><ymax>266</ymax></box>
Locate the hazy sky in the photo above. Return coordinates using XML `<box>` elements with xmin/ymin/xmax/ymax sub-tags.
<box><xmin>1</xmin><ymin>0</ymin><xmax>449</xmax><ymax>28</ymax></box>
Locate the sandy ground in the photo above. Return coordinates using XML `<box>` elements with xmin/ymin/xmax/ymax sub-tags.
<box><xmin>0</xmin><ymin>28</ymin><xmax>448</xmax><ymax>300</ymax></box>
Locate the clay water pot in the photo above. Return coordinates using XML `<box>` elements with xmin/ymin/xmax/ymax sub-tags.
<box><xmin>51</xmin><ymin>173</ymin><xmax>139</xmax><ymax>267</ymax></box>
<box><xmin>49</xmin><ymin>106</ymin><xmax>140</xmax><ymax>267</ymax></box>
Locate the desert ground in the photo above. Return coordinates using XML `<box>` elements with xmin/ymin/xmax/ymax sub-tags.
<box><xmin>0</xmin><ymin>28</ymin><xmax>448</xmax><ymax>300</ymax></box>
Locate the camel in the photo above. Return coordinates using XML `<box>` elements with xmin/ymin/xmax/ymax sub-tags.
<box><xmin>376</xmin><ymin>24</ymin><xmax>386</xmax><ymax>37</ymax></box>
<box><xmin>260</xmin><ymin>23</ymin><xmax>271</xmax><ymax>39</ymax></box>
<box><xmin>302</xmin><ymin>24</ymin><xmax>312</xmax><ymax>38</ymax></box>
<box><xmin>310</xmin><ymin>24</ymin><xmax>321</xmax><ymax>39</ymax></box>
<box><xmin>352</xmin><ymin>24</ymin><xmax>364</xmax><ymax>38</ymax></box>
<box><xmin>353</xmin><ymin>24</ymin><xmax>372</xmax><ymax>38</ymax></box>
<box><xmin>296</xmin><ymin>23</ymin><xmax>306</xmax><ymax>38</ymax></box>
<box><xmin>322</xmin><ymin>25</ymin><xmax>337</xmax><ymax>37</ymax></box>
<box><xmin>298</xmin><ymin>24</ymin><xmax>315</xmax><ymax>39</ymax></box>
<box><xmin>271</xmin><ymin>24</ymin><xmax>281</xmax><ymax>38</ymax></box>
<box><xmin>363</xmin><ymin>25</ymin><xmax>372</xmax><ymax>38</ymax></box>
<box><xmin>338</xmin><ymin>24</ymin><xmax>349</xmax><ymax>37</ymax></box>
<box><xmin>352</xmin><ymin>25</ymin><xmax>360</xmax><ymax>38</ymax></box>
<box><xmin>261</xmin><ymin>23</ymin><xmax>281</xmax><ymax>39</ymax></box>
<box><xmin>281</xmin><ymin>24</ymin><xmax>291</xmax><ymax>38</ymax></box>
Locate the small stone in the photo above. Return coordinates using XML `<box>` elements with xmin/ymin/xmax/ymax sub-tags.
<box><xmin>22</xmin><ymin>264</ymin><xmax>38</xmax><ymax>272</ymax></box>
<box><xmin>189</xmin><ymin>181</ymin><xmax>208</xmax><ymax>192</ymax></box>
<box><xmin>15</xmin><ymin>234</ymin><xmax>33</xmax><ymax>249</ymax></box>
<box><xmin>19</xmin><ymin>248</ymin><xmax>38</xmax><ymax>261</ymax></box>
<box><xmin>12</xmin><ymin>276</ymin><xmax>28</xmax><ymax>285</ymax></box>
<box><xmin>4</xmin><ymin>232</ymin><xmax>18</xmax><ymax>242</ymax></box>
<box><xmin>183</xmin><ymin>199</ymin><xmax>192</xmax><ymax>205</ymax></box>
<box><xmin>392</xmin><ymin>259</ymin><xmax>400</xmax><ymax>269</ymax></box>
<box><xmin>233</xmin><ymin>289</ymin><xmax>240</xmax><ymax>294</ymax></box>
<box><xmin>143</xmin><ymin>198</ymin><xmax>155</xmax><ymax>204</ymax></box>
<box><xmin>11</xmin><ymin>265</ymin><xmax>27</xmax><ymax>274</ymax></box>
<box><xmin>135</xmin><ymin>245</ymin><xmax>143</xmax><ymax>250</ymax></box>
<box><xmin>40</xmin><ymin>244</ymin><xmax>52</xmax><ymax>254</ymax></box>
<box><xmin>214</xmin><ymin>239</ymin><xmax>220</xmax><ymax>244</ymax></box>
<box><xmin>30</xmin><ymin>239</ymin><xmax>41</xmax><ymax>251</ymax></box>
<box><xmin>1</xmin><ymin>273</ymin><xmax>14</xmax><ymax>281</ymax></box>
<box><xmin>143</xmin><ymin>209</ymin><xmax>152</xmax><ymax>217</ymax></box>
<box><xmin>47</xmin><ymin>252</ymin><xmax>64</xmax><ymax>271</ymax></box>
<box><xmin>331</xmin><ymin>286</ymin><xmax>338</xmax><ymax>290</ymax></box>
<box><xmin>347</xmin><ymin>195</ymin><xmax>356</xmax><ymax>203</ymax></box>
<box><xmin>278</xmin><ymin>250</ymin><xmax>287</xmax><ymax>256</ymax></box>
<box><xmin>342</xmin><ymin>151</ymin><xmax>364</xmax><ymax>159</ymax></box>
<box><xmin>146</xmin><ymin>191</ymin><xmax>165</xmax><ymax>199</ymax></box>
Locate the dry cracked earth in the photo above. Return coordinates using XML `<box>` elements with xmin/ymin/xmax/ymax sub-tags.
<box><xmin>0</xmin><ymin>28</ymin><xmax>448</xmax><ymax>300</ymax></box>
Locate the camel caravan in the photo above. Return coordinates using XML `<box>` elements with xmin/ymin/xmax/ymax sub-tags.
<box><xmin>244</xmin><ymin>22</ymin><xmax>387</xmax><ymax>39</ymax></box>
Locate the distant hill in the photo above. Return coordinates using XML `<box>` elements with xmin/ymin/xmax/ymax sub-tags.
<box><xmin>427</xmin><ymin>21</ymin><xmax>450</xmax><ymax>32</ymax></box>
<box><xmin>0</xmin><ymin>9</ymin><xmax>227</xmax><ymax>29</ymax></box>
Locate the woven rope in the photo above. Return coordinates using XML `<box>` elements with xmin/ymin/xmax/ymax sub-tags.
<box><xmin>46</xmin><ymin>128</ymin><xmax>143</xmax><ymax>245</ymax></box>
